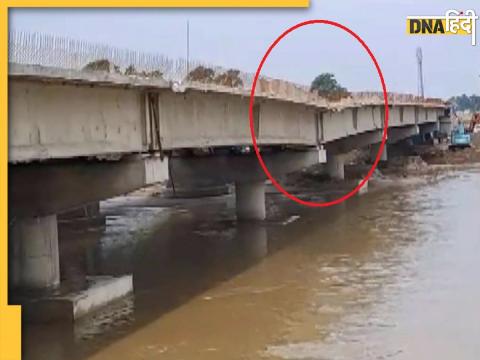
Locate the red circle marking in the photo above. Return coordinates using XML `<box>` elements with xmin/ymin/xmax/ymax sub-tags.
<box><xmin>249</xmin><ymin>19</ymin><xmax>389</xmax><ymax>207</ymax></box>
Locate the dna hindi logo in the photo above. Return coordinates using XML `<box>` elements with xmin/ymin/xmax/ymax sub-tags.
<box><xmin>406</xmin><ymin>9</ymin><xmax>478</xmax><ymax>46</ymax></box>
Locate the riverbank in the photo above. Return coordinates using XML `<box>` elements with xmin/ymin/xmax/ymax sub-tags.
<box><xmin>419</xmin><ymin>143</ymin><xmax>480</xmax><ymax>165</ymax></box>
<box><xmin>277</xmin><ymin>143</ymin><xmax>480</xmax><ymax>202</ymax></box>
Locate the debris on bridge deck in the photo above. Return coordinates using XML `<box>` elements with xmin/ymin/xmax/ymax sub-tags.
<box><xmin>186</xmin><ymin>66</ymin><xmax>244</xmax><ymax>88</ymax></box>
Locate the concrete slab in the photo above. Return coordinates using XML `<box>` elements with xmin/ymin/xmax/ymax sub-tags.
<box><xmin>19</xmin><ymin>275</ymin><xmax>133</xmax><ymax>323</ymax></box>
<box><xmin>358</xmin><ymin>179</ymin><xmax>369</xmax><ymax>195</ymax></box>
<box><xmin>9</xmin><ymin>63</ymin><xmax>448</xmax><ymax>163</ymax></box>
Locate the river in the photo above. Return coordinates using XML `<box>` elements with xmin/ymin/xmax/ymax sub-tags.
<box><xmin>23</xmin><ymin>168</ymin><xmax>480</xmax><ymax>360</ymax></box>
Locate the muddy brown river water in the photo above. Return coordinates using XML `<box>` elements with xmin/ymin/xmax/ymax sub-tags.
<box><xmin>22</xmin><ymin>168</ymin><xmax>480</xmax><ymax>360</ymax></box>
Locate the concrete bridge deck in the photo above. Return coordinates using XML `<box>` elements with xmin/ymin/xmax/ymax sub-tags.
<box><xmin>9</xmin><ymin>63</ymin><xmax>447</xmax><ymax>163</ymax></box>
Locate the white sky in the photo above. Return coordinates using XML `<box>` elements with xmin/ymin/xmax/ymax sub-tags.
<box><xmin>9</xmin><ymin>0</ymin><xmax>480</xmax><ymax>98</ymax></box>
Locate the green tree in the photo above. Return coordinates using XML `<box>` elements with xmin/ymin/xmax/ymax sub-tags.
<box><xmin>310</xmin><ymin>73</ymin><xmax>347</xmax><ymax>94</ymax></box>
<box><xmin>449</xmin><ymin>94</ymin><xmax>480</xmax><ymax>112</ymax></box>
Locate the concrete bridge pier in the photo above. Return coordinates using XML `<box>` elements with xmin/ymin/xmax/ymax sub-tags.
<box><xmin>10</xmin><ymin>212</ymin><xmax>133</xmax><ymax>322</ymax></box>
<box><xmin>369</xmin><ymin>143</ymin><xmax>388</xmax><ymax>163</ymax></box>
<box><xmin>419</xmin><ymin>122</ymin><xmax>439</xmax><ymax>143</ymax></box>
<box><xmin>326</xmin><ymin>153</ymin><xmax>345</xmax><ymax>180</ymax></box>
<box><xmin>10</xmin><ymin>215</ymin><xmax>60</xmax><ymax>290</ymax></box>
<box><xmin>235</xmin><ymin>181</ymin><xmax>266</xmax><ymax>221</ymax></box>
<box><xmin>439</xmin><ymin>115</ymin><xmax>452</xmax><ymax>135</ymax></box>
<box><xmin>7</xmin><ymin>156</ymin><xmax>169</xmax><ymax>321</ymax></box>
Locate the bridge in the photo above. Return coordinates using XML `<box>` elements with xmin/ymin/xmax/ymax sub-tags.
<box><xmin>8</xmin><ymin>62</ymin><xmax>449</xmax><ymax>321</ymax></box>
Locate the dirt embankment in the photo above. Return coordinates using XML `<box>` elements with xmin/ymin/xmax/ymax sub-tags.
<box><xmin>371</xmin><ymin>144</ymin><xmax>480</xmax><ymax>179</ymax></box>
<box><xmin>286</xmin><ymin>143</ymin><xmax>480</xmax><ymax>191</ymax></box>
<box><xmin>418</xmin><ymin>144</ymin><xmax>480</xmax><ymax>166</ymax></box>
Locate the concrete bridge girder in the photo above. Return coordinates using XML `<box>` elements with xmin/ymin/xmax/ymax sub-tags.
<box><xmin>9</xmin><ymin>149</ymin><xmax>323</xmax><ymax>222</ymax></box>
<box><xmin>257</xmin><ymin>100</ymin><xmax>317</xmax><ymax>146</ymax></box>
<box><xmin>324</xmin><ymin>124</ymin><xmax>420</xmax><ymax>180</ymax></box>
<box><xmin>169</xmin><ymin>149</ymin><xmax>323</xmax><ymax>185</ymax></box>
<box><xmin>321</xmin><ymin>107</ymin><xmax>382</xmax><ymax>142</ymax></box>
<box><xmin>417</xmin><ymin>107</ymin><xmax>444</xmax><ymax>125</ymax></box>
<box><xmin>9</xmin><ymin>80</ymin><xmax>147</xmax><ymax>163</ymax></box>
<box><xmin>325</xmin><ymin>130</ymin><xmax>384</xmax><ymax>155</ymax></box>
<box><xmin>9</xmin><ymin>76</ymin><xmax>446</xmax><ymax>164</ymax></box>
<box><xmin>157</xmin><ymin>90</ymin><xmax>254</xmax><ymax>149</ymax></box>
<box><xmin>9</xmin><ymin>155</ymin><xmax>168</xmax><ymax>218</ymax></box>
<box><xmin>324</xmin><ymin>122</ymin><xmax>423</xmax><ymax>158</ymax></box>
<box><xmin>320</xmin><ymin>105</ymin><xmax>426</xmax><ymax>145</ymax></box>
<box><xmin>388</xmin><ymin>124</ymin><xmax>420</xmax><ymax>143</ymax></box>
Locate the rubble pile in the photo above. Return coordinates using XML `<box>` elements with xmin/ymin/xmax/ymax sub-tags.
<box><xmin>421</xmin><ymin>146</ymin><xmax>480</xmax><ymax>165</ymax></box>
<box><xmin>186</xmin><ymin>65</ymin><xmax>215</xmax><ymax>82</ymax></box>
<box><xmin>82</xmin><ymin>59</ymin><xmax>163</xmax><ymax>79</ymax></box>
<box><xmin>389</xmin><ymin>156</ymin><xmax>429</xmax><ymax>172</ymax></box>
<box><xmin>124</xmin><ymin>64</ymin><xmax>137</xmax><ymax>76</ymax></box>
<box><xmin>186</xmin><ymin>66</ymin><xmax>244</xmax><ymax>88</ymax></box>
<box><xmin>83</xmin><ymin>59</ymin><xmax>121</xmax><ymax>73</ymax></box>
<box><xmin>213</xmin><ymin>69</ymin><xmax>244</xmax><ymax>87</ymax></box>
<box><xmin>315</xmin><ymin>90</ymin><xmax>351</xmax><ymax>102</ymax></box>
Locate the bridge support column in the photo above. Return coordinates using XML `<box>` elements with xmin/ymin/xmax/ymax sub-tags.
<box><xmin>235</xmin><ymin>181</ymin><xmax>266</xmax><ymax>221</ymax></box>
<box><xmin>10</xmin><ymin>215</ymin><xmax>60</xmax><ymax>290</ymax></box>
<box><xmin>326</xmin><ymin>153</ymin><xmax>345</xmax><ymax>180</ymax></box>
<box><xmin>369</xmin><ymin>143</ymin><xmax>388</xmax><ymax>163</ymax></box>
<box><xmin>10</xmin><ymin>213</ymin><xmax>133</xmax><ymax>323</ymax></box>
<box><xmin>419</xmin><ymin>123</ymin><xmax>438</xmax><ymax>143</ymax></box>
